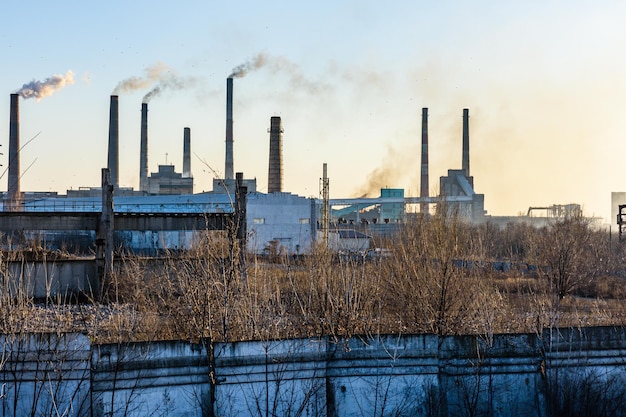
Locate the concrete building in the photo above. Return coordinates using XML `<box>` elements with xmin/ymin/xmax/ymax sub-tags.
<box><xmin>146</xmin><ymin>165</ymin><xmax>193</xmax><ymax>195</ymax></box>
<box><xmin>246</xmin><ymin>192</ymin><xmax>314</xmax><ymax>256</ymax></box>
<box><xmin>439</xmin><ymin>169</ymin><xmax>485</xmax><ymax>221</ymax></box>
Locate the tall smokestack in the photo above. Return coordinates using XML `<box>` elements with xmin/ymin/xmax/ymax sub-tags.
<box><xmin>183</xmin><ymin>127</ymin><xmax>191</xmax><ymax>178</ymax></box>
<box><xmin>420</xmin><ymin>108</ymin><xmax>429</xmax><ymax>213</ymax></box>
<box><xmin>267</xmin><ymin>116</ymin><xmax>283</xmax><ymax>193</ymax></box>
<box><xmin>107</xmin><ymin>95</ymin><xmax>119</xmax><ymax>188</ymax></box>
<box><xmin>225</xmin><ymin>77</ymin><xmax>234</xmax><ymax>180</ymax></box>
<box><xmin>139</xmin><ymin>102</ymin><xmax>148</xmax><ymax>192</ymax></box>
<box><xmin>7</xmin><ymin>94</ymin><xmax>20</xmax><ymax>210</ymax></box>
<box><xmin>462</xmin><ymin>108</ymin><xmax>470</xmax><ymax>177</ymax></box>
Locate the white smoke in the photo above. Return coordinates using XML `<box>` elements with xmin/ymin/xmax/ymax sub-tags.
<box><xmin>16</xmin><ymin>70</ymin><xmax>75</xmax><ymax>101</ymax></box>
<box><xmin>113</xmin><ymin>62</ymin><xmax>170</xmax><ymax>94</ymax></box>
<box><xmin>113</xmin><ymin>62</ymin><xmax>196</xmax><ymax>102</ymax></box>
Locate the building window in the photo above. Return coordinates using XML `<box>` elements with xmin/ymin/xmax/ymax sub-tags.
<box><xmin>299</xmin><ymin>218</ymin><xmax>310</xmax><ymax>224</ymax></box>
<box><xmin>253</xmin><ymin>218</ymin><xmax>265</xmax><ymax>224</ymax></box>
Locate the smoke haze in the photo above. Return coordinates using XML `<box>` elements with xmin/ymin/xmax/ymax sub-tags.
<box><xmin>16</xmin><ymin>70</ymin><xmax>75</xmax><ymax>101</ymax></box>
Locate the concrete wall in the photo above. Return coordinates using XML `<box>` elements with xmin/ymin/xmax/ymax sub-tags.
<box><xmin>0</xmin><ymin>333</ymin><xmax>91</xmax><ymax>416</ymax></box>
<box><xmin>2</xmin><ymin>328</ymin><xmax>626</xmax><ymax>416</ymax></box>
<box><xmin>4</xmin><ymin>259</ymin><xmax>98</xmax><ymax>299</ymax></box>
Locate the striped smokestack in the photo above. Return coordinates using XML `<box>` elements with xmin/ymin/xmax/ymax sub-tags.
<box><xmin>139</xmin><ymin>102</ymin><xmax>148</xmax><ymax>192</ymax></box>
<box><xmin>420</xmin><ymin>107</ymin><xmax>429</xmax><ymax>213</ymax></box>
<box><xmin>462</xmin><ymin>108</ymin><xmax>470</xmax><ymax>177</ymax></box>
<box><xmin>107</xmin><ymin>95</ymin><xmax>119</xmax><ymax>188</ymax></box>
<box><xmin>267</xmin><ymin>116</ymin><xmax>283</xmax><ymax>193</ymax></box>
<box><xmin>225</xmin><ymin>77</ymin><xmax>234</xmax><ymax>180</ymax></box>
<box><xmin>7</xmin><ymin>93</ymin><xmax>20</xmax><ymax>210</ymax></box>
<box><xmin>183</xmin><ymin>127</ymin><xmax>191</xmax><ymax>177</ymax></box>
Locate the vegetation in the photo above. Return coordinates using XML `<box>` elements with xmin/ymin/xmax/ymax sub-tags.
<box><xmin>1</xmin><ymin>212</ymin><xmax>626</xmax><ymax>416</ymax></box>
<box><xmin>1</xmin><ymin>210</ymin><xmax>625</xmax><ymax>344</ymax></box>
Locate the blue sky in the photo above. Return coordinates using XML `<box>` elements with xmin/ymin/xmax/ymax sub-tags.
<box><xmin>1</xmin><ymin>1</ymin><xmax>626</xmax><ymax>222</ymax></box>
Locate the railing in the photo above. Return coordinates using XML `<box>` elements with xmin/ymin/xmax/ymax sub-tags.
<box><xmin>3</xmin><ymin>200</ymin><xmax>234</xmax><ymax>214</ymax></box>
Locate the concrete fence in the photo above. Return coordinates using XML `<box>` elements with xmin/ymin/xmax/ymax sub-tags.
<box><xmin>1</xmin><ymin>327</ymin><xmax>626</xmax><ymax>416</ymax></box>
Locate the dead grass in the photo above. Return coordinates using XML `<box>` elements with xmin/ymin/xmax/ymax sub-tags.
<box><xmin>1</xmin><ymin>219</ymin><xmax>626</xmax><ymax>343</ymax></box>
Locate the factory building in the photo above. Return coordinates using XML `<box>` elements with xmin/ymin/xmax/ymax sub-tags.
<box><xmin>247</xmin><ymin>192</ymin><xmax>314</xmax><ymax>256</ymax></box>
<box><xmin>146</xmin><ymin>165</ymin><xmax>193</xmax><ymax>195</ymax></box>
<box><xmin>437</xmin><ymin>109</ymin><xmax>485</xmax><ymax>221</ymax></box>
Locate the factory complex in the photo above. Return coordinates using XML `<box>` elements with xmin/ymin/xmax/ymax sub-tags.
<box><xmin>1</xmin><ymin>77</ymin><xmax>596</xmax><ymax>257</ymax></box>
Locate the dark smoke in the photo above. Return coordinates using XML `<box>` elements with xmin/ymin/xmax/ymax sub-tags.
<box><xmin>228</xmin><ymin>53</ymin><xmax>326</xmax><ymax>94</ymax></box>
<box><xmin>353</xmin><ymin>143</ymin><xmax>419</xmax><ymax>198</ymax></box>
<box><xmin>229</xmin><ymin>53</ymin><xmax>268</xmax><ymax>78</ymax></box>
<box><xmin>16</xmin><ymin>70</ymin><xmax>75</xmax><ymax>101</ymax></box>
<box><xmin>142</xmin><ymin>73</ymin><xmax>197</xmax><ymax>103</ymax></box>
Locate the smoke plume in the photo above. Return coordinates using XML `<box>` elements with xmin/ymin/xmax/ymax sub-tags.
<box><xmin>16</xmin><ymin>70</ymin><xmax>75</xmax><ymax>101</ymax></box>
<box><xmin>112</xmin><ymin>62</ymin><xmax>197</xmax><ymax>102</ymax></box>
<box><xmin>353</xmin><ymin>143</ymin><xmax>418</xmax><ymax>198</ymax></box>
<box><xmin>113</xmin><ymin>62</ymin><xmax>170</xmax><ymax>94</ymax></box>
<box><xmin>142</xmin><ymin>73</ymin><xmax>197</xmax><ymax>103</ymax></box>
<box><xmin>228</xmin><ymin>52</ymin><xmax>326</xmax><ymax>94</ymax></box>
<box><xmin>229</xmin><ymin>53</ymin><xmax>268</xmax><ymax>78</ymax></box>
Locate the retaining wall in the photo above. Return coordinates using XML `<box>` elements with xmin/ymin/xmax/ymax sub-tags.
<box><xmin>1</xmin><ymin>327</ymin><xmax>626</xmax><ymax>416</ymax></box>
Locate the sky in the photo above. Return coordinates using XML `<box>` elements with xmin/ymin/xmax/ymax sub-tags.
<box><xmin>1</xmin><ymin>1</ymin><xmax>626</xmax><ymax>223</ymax></box>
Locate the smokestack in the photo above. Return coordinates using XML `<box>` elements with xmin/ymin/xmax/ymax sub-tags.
<box><xmin>462</xmin><ymin>108</ymin><xmax>470</xmax><ymax>177</ymax></box>
<box><xmin>420</xmin><ymin>108</ymin><xmax>429</xmax><ymax>213</ymax></box>
<box><xmin>7</xmin><ymin>94</ymin><xmax>20</xmax><ymax>210</ymax></box>
<box><xmin>225</xmin><ymin>77</ymin><xmax>234</xmax><ymax>180</ymax></box>
<box><xmin>140</xmin><ymin>102</ymin><xmax>148</xmax><ymax>192</ymax></box>
<box><xmin>107</xmin><ymin>95</ymin><xmax>119</xmax><ymax>188</ymax></box>
<box><xmin>183</xmin><ymin>127</ymin><xmax>191</xmax><ymax>178</ymax></box>
<box><xmin>267</xmin><ymin>116</ymin><xmax>283</xmax><ymax>193</ymax></box>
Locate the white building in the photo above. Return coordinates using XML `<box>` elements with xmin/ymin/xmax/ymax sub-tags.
<box><xmin>246</xmin><ymin>192</ymin><xmax>315</xmax><ymax>256</ymax></box>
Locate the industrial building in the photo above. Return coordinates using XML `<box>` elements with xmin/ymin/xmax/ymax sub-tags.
<box><xmin>3</xmin><ymin>76</ymin><xmax>598</xmax><ymax>257</ymax></box>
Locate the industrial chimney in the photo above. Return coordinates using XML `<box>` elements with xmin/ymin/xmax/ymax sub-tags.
<box><xmin>107</xmin><ymin>95</ymin><xmax>119</xmax><ymax>189</ymax></box>
<box><xmin>7</xmin><ymin>94</ymin><xmax>21</xmax><ymax>210</ymax></box>
<box><xmin>183</xmin><ymin>127</ymin><xmax>191</xmax><ymax>178</ymax></box>
<box><xmin>139</xmin><ymin>102</ymin><xmax>148</xmax><ymax>192</ymax></box>
<box><xmin>420</xmin><ymin>108</ymin><xmax>429</xmax><ymax>214</ymax></box>
<box><xmin>462</xmin><ymin>108</ymin><xmax>470</xmax><ymax>177</ymax></box>
<box><xmin>225</xmin><ymin>77</ymin><xmax>234</xmax><ymax>180</ymax></box>
<box><xmin>267</xmin><ymin>116</ymin><xmax>283</xmax><ymax>193</ymax></box>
